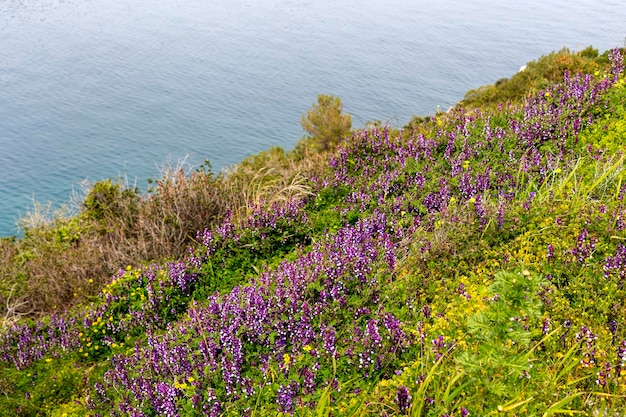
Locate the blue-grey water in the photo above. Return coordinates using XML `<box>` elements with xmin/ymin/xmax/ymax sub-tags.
<box><xmin>1</xmin><ymin>0</ymin><xmax>625</xmax><ymax>237</ymax></box>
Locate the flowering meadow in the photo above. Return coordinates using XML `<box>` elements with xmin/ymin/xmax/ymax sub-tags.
<box><xmin>1</xmin><ymin>48</ymin><xmax>626</xmax><ymax>416</ymax></box>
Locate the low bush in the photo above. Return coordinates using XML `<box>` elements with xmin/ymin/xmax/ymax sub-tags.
<box><xmin>460</xmin><ymin>46</ymin><xmax>624</xmax><ymax>110</ymax></box>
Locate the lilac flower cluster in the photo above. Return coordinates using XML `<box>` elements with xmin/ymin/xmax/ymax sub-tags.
<box><xmin>596</xmin><ymin>362</ymin><xmax>612</xmax><ymax>387</ymax></box>
<box><xmin>519</xmin><ymin>48</ymin><xmax>622</xmax><ymax>157</ymax></box>
<box><xmin>560</xmin><ymin>319</ymin><xmax>572</xmax><ymax>340</ymax></box>
<box><xmin>277</xmin><ymin>381</ymin><xmax>299</xmax><ymax>413</ymax></box>
<box><xmin>9</xmin><ymin>203</ymin><xmax>306</xmax><ymax>381</ymax></box>
<box><xmin>571</xmin><ymin>229</ymin><xmax>597</xmax><ymax>264</ymax></box>
<box><xmin>87</xmin><ymin>212</ymin><xmax>409</xmax><ymax>414</ymax></box>
<box><xmin>18</xmin><ymin>262</ymin><xmax>196</xmax><ymax>365</ymax></box>
<box><xmin>395</xmin><ymin>385</ymin><xmax>412</xmax><ymax>413</ymax></box>
<box><xmin>318</xmin><ymin>50</ymin><xmax>624</xmax><ymax>243</ymax></box>
<box><xmin>0</xmin><ymin>314</ymin><xmax>81</xmax><ymax>370</ymax></box>
<box><xmin>193</xmin><ymin>199</ymin><xmax>311</xmax><ymax>261</ymax></box>
<box><xmin>167</xmin><ymin>260</ymin><xmax>196</xmax><ymax>295</ymax></box>
<box><xmin>604</xmin><ymin>244</ymin><xmax>626</xmax><ymax>280</ymax></box>
<box><xmin>457</xmin><ymin>283</ymin><xmax>471</xmax><ymax>300</ymax></box>
<box><xmin>431</xmin><ymin>335</ymin><xmax>451</xmax><ymax>362</ymax></box>
<box><xmin>575</xmin><ymin>325</ymin><xmax>598</xmax><ymax>367</ymax></box>
<box><xmin>617</xmin><ymin>340</ymin><xmax>626</xmax><ymax>376</ymax></box>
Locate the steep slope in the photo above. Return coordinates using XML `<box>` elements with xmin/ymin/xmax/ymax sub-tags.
<box><xmin>0</xmin><ymin>48</ymin><xmax>625</xmax><ymax>416</ymax></box>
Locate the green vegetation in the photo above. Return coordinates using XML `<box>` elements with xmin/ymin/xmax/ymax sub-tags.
<box><xmin>459</xmin><ymin>46</ymin><xmax>621</xmax><ymax>110</ymax></box>
<box><xmin>1</xmin><ymin>46</ymin><xmax>626</xmax><ymax>416</ymax></box>
<box><xmin>298</xmin><ymin>94</ymin><xmax>352</xmax><ymax>153</ymax></box>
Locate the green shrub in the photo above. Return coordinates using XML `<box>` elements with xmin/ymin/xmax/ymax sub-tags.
<box><xmin>298</xmin><ymin>94</ymin><xmax>352</xmax><ymax>153</ymax></box>
<box><xmin>83</xmin><ymin>179</ymin><xmax>139</xmax><ymax>225</ymax></box>
<box><xmin>460</xmin><ymin>47</ymin><xmax>617</xmax><ymax>109</ymax></box>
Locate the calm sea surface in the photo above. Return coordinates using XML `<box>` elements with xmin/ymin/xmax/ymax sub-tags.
<box><xmin>1</xmin><ymin>0</ymin><xmax>625</xmax><ymax>236</ymax></box>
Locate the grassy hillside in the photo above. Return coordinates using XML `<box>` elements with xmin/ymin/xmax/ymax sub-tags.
<box><xmin>460</xmin><ymin>46</ymin><xmax>616</xmax><ymax>110</ymax></box>
<box><xmin>0</xmin><ymin>47</ymin><xmax>625</xmax><ymax>416</ymax></box>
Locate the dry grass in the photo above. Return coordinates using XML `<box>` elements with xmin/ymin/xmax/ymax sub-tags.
<box><xmin>130</xmin><ymin>164</ymin><xmax>233</xmax><ymax>260</ymax></box>
<box><xmin>0</xmin><ymin>146</ymin><xmax>335</xmax><ymax>319</ymax></box>
<box><xmin>228</xmin><ymin>168</ymin><xmax>313</xmax><ymax>222</ymax></box>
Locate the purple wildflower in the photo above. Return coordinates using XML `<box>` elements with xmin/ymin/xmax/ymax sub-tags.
<box><xmin>604</xmin><ymin>244</ymin><xmax>626</xmax><ymax>280</ymax></box>
<box><xmin>571</xmin><ymin>229</ymin><xmax>597</xmax><ymax>264</ymax></box>
<box><xmin>458</xmin><ymin>283</ymin><xmax>471</xmax><ymax>299</ymax></box>
<box><xmin>617</xmin><ymin>340</ymin><xmax>626</xmax><ymax>376</ymax></box>
<box><xmin>277</xmin><ymin>381</ymin><xmax>298</xmax><ymax>414</ymax></box>
<box><xmin>395</xmin><ymin>385</ymin><xmax>412</xmax><ymax>413</ymax></box>
<box><xmin>596</xmin><ymin>362</ymin><xmax>611</xmax><ymax>387</ymax></box>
